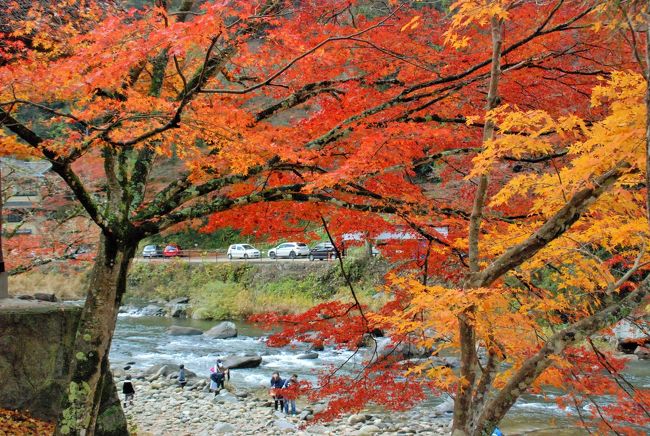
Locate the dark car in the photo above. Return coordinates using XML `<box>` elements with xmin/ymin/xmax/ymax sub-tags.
<box><xmin>309</xmin><ymin>242</ymin><xmax>338</xmax><ymax>261</ymax></box>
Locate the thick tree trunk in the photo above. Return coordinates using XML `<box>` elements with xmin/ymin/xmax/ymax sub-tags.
<box><xmin>0</xmin><ymin>166</ymin><xmax>8</xmax><ymax>299</ymax></box>
<box><xmin>55</xmin><ymin>233</ymin><xmax>137</xmax><ymax>436</ymax></box>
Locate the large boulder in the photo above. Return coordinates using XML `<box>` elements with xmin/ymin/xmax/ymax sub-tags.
<box><xmin>166</xmin><ymin>326</ymin><xmax>203</xmax><ymax>336</ymax></box>
<box><xmin>34</xmin><ymin>293</ymin><xmax>57</xmax><ymax>302</ymax></box>
<box><xmin>433</xmin><ymin>396</ymin><xmax>455</xmax><ymax>416</ymax></box>
<box><xmin>634</xmin><ymin>346</ymin><xmax>650</xmax><ymax>360</ymax></box>
<box><xmin>143</xmin><ymin>363</ymin><xmax>197</xmax><ymax>380</ymax></box>
<box><xmin>363</xmin><ymin>337</ymin><xmax>432</xmax><ymax>364</ymax></box>
<box><xmin>309</xmin><ymin>342</ymin><xmax>324</xmax><ymax>352</ymax></box>
<box><xmin>613</xmin><ymin>318</ymin><xmax>650</xmax><ymax>354</ymax></box>
<box><xmin>169</xmin><ymin>304</ymin><xmax>189</xmax><ymax>318</ymax></box>
<box><xmin>297</xmin><ymin>352</ymin><xmax>319</xmax><ymax>359</ymax></box>
<box><xmin>168</xmin><ymin>296</ymin><xmax>190</xmax><ymax>305</ymax></box>
<box><xmin>204</xmin><ymin>321</ymin><xmax>238</xmax><ymax>339</ymax></box>
<box><xmin>222</xmin><ymin>354</ymin><xmax>262</xmax><ymax>369</ymax></box>
<box><xmin>138</xmin><ymin>304</ymin><xmax>165</xmax><ymax>317</ymax></box>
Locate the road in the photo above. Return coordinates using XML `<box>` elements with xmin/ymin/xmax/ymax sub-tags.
<box><xmin>132</xmin><ymin>256</ymin><xmax>323</xmax><ymax>264</ymax></box>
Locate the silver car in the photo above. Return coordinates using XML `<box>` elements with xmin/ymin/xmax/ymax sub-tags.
<box><xmin>268</xmin><ymin>242</ymin><xmax>310</xmax><ymax>259</ymax></box>
<box><xmin>142</xmin><ymin>244</ymin><xmax>163</xmax><ymax>258</ymax></box>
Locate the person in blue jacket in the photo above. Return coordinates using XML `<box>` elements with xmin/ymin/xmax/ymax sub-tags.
<box><xmin>283</xmin><ymin>374</ymin><xmax>299</xmax><ymax>415</ymax></box>
<box><xmin>270</xmin><ymin>372</ymin><xmax>285</xmax><ymax>411</ymax></box>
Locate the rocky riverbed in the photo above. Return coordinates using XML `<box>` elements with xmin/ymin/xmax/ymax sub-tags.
<box><xmin>119</xmin><ymin>372</ymin><xmax>452</xmax><ymax>435</ymax></box>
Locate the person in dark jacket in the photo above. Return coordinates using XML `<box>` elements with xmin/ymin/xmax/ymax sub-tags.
<box><xmin>210</xmin><ymin>359</ymin><xmax>229</xmax><ymax>395</ymax></box>
<box><xmin>122</xmin><ymin>375</ymin><xmax>135</xmax><ymax>407</ymax></box>
<box><xmin>178</xmin><ymin>364</ymin><xmax>187</xmax><ymax>389</ymax></box>
<box><xmin>270</xmin><ymin>372</ymin><xmax>285</xmax><ymax>411</ymax></box>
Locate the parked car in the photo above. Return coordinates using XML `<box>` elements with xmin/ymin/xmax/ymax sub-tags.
<box><xmin>309</xmin><ymin>242</ymin><xmax>338</xmax><ymax>261</ymax></box>
<box><xmin>227</xmin><ymin>244</ymin><xmax>261</xmax><ymax>259</ymax></box>
<box><xmin>142</xmin><ymin>244</ymin><xmax>163</xmax><ymax>258</ymax></box>
<box><xmin>267</xmin><ymin>242</ymin><xmax>310</xmax><ymax>259</ymax></box>
<box><xmin>163</xmin><ymin>244</ymin><xmax>182</xmax><ymax>257</ymax></box>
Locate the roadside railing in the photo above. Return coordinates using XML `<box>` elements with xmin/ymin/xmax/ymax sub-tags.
<box><xmin>136</xmin><ymin>248</ymin><xmax>342</xmax><ymax>262</ymax></box>
<box><xmin>138</xmin><ymin>249</ymin><xmax>225</xmax><ymax>262</ymax></box>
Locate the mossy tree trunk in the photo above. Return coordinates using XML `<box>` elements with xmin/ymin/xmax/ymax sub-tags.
<box><xmin>55</xmin><ymin>233</ymin><xmax>138</xmax><ymax>436</ymax></box>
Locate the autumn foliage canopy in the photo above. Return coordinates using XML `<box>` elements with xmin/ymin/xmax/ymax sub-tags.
<box><xmin>1</xmin><ymin>0</ymin><xmax>649</xmax><ymax>434</ymax></box>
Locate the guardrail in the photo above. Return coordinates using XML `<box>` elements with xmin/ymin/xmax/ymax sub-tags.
<box><xmin>139</xmin><ymin>249</ymin><xmax>225</xmax><ymax>262</ymax></box>
<box><xmin>136</xmin><ymin>248</ymin><xmax>341</xmax><ymax>263</ymax></box>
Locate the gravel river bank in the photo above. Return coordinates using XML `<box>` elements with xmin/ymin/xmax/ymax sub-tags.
<box><xmin>121</xmin><ymin>376</ymin><xmax>452</xmax><ymax>436</ymax></box>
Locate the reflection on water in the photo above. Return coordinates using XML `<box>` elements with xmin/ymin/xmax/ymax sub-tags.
<box><xmin>110</xmin><ymin>316</ymin><xmax>648</xmax><ymax>435</ymax></box>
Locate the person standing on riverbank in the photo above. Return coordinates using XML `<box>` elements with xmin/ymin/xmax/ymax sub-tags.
<box><xmin>270</xmin><ymin>372</ymin><xmax>285</xmax><ymax>411</ymax></box>
<box><xmin>282</xmin><ymin>374</ymin><xmax>299</xmax><ymax>415</ymax></box>
<box><xmin>210</xmin><ymin>360</ymin><xmax>229</xmax><ymax>394</ymax></box>
<box><xmin>122</xmin><ymin>375</ymin><xmax>135</xmax><ymax>407</ymax></box>
<box><xmin>178</xmin><ymin>364</ymin><xmax>187</xmax><ymax>389</ymax></box>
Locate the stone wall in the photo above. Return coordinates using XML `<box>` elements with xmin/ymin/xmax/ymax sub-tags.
<box><xmin>0</xmin><ymin>299</ymin><xmax>127</xmax><ymax>435</ymax></box>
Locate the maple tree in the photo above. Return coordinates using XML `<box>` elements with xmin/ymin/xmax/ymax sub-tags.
<box><xmin>0</xmin><ymin>0</ymin><xmax>648</xmax><ymax>435</ymax></box>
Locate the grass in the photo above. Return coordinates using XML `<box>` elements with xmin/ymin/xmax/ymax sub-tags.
<box><xmin>125</xmin><ymin>254</ymin><xmax>390</xmax><ymax>319</ymax></box>
<box><xmin>9</xmin><ymin>265</ymin><xmax>90</xmax><ymax>300</ymax></box>
<box><xmin>8</xmin><ymin>252</ymin><xmax>392</xmax><ymax>319</ymax></box>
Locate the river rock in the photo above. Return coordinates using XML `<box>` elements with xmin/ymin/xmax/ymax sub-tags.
<box><xmin>168</xmin><ymin>296</ymin><xmax>190</xmax><ymax>305</ymax></box>
<box><xmin>222</xmin><ymin>354</ymin><xmax>262</xmax><ymax>369</ymax></box>
<box><xmin>310</xmin><ymin>342</ymin><xmax>324</xmax><ymax>351</ymax></box>
<box><xmin>204</xmin><ymin>321</ymin><xmax>238</xmax><ymax>339</ymax></box>
<box><xmin>214</xmin><ymin>391</ymin><xmax>239</xmax><ymax>403</ymax></box>
<box><xmin>166</xmin><ymin>326</ymin><xmax>203</xmax><ymax>336</ymax></box>
<box><xmin>306</xmin><ymin>425</ymin><xmax>329</xmax><ymax>434</ymax></box>
<box><xmin>169</xmin><ymin>304</ymin><xmax>189</xmax><ymax>318</ymax></box>
<box><xmin>212</xmin><ymin>422</ymin><xmax>235</xmax><ymax>433</ymax></box>
<box><xmin>299</xmin><ymin>410</ymin><xmax>312</xmax><ymax>420</ymax></box>
<box><xmin>297</xmin><ymin>352</ymin><xmax>319</xmax><ymax>359</ymax></box>
<box><xmin>356</xmin><ymin>424</ymin><xmax>381</xmax><ymax>435</ymax></box>
<box><xmin>433</xmin><ymin>396</ymin><xmax>454</xmax><ymax>416</ymax></box>
<box><xmin>34</xmin><ymin>293</ymin><xmax>58</xmax><ymax>302</ymax></box>
<box><xmin>613</xmin><ymin>317</ymin><xmax>650</xmax><ymax>353</ymax></box>
<box><xmin>429</xmin><ymin>355</ymin><xmax>460</xmax><ymax>369</ymax></box>
<box><xmin>139</xmin><ymin>304</ymin><xmax>166</xmax><ymax>316</ymax></box>
<box><xmin>634</xmin><ymin>345</ymin><xmax>650</xmax><ymax>360</ymax></box>
<box><xmin>348</xmin><ymin>414</ymin><xmax>368</xmax><ymax>425</ymax></box>
<box><xmin>363</xmin><ymin>337</ymin><xmax>432</xmax><ymax>364</ymax></box>
<box><xmin>17</xmin><ymin>294</ymin><xmax>34</xmax><ymax>300</ymax></box>
<box><xmin>275</xmin><ymin>419</ymin><xmax>297</xmax><ymax>431</ymax></box>
<box><xmin>144</xmin><ymin>363</ymin><xmax>197</xmax><ymax>380</ymax></box>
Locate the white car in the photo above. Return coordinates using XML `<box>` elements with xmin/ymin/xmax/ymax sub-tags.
<box><xmin>268</xmin><ymin>242</ymin><xmax>310</xmax><ymax>259</ymax></box>
<box><xmin>227</xmin><ymin>244</ymin><xmax>261</xmax><ymax>259</ymax></box>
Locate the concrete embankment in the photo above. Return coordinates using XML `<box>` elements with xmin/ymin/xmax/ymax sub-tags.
<box><xmin>0</xmin><ymin>298</ymin><xmax>128</xmax><ymax>435</ymax></box>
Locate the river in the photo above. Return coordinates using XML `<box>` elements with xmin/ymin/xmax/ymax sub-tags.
<box><xmin>110</xmin><ymin>315</ymin><xmax>650</xmax><ymax>435</ymax></box>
